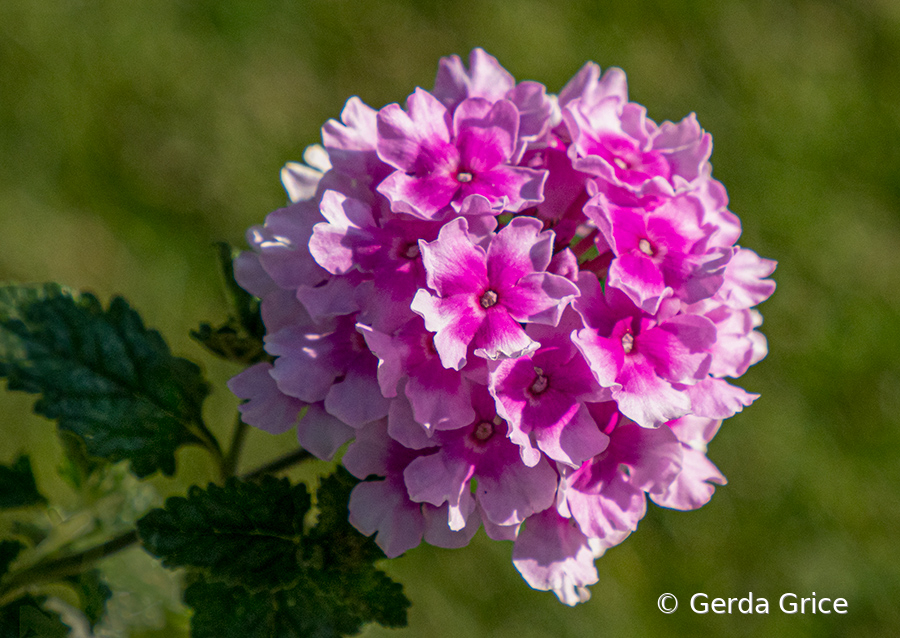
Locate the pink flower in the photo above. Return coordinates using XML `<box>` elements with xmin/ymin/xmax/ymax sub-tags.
<box><xmin>360</xmin><ymin>317</ymin><xmax>478</xmax><ymax>432</ymax></box>
<box><xmin>512</xmin><ymin>507</ymin><xmax>600</xmax><ymax>606</ymax></box>
<box><xmin>376</xmin><ymin>89</ymin><xmax>547</xmax><ymax>219</ymax></box>
<box><xmin>401</xmin><ymin>386</ymin><xmax>558</xmax><ymax>531</ymax></box>
<box><xmin>650</xmin><ymin>415</ymin><xmax>727</xmax><ymax>510</ymax></box>
<box><xmin>562</xmin><ymin>66</ymin><xmax>712</xmax><ymax>197</ymax></box>
<box><xmin>557</xmin><ymin>409</ymin><xmax>682</xmax><ymax>541</ymax></box>
<box><xmin>572</xmin><ymin>273</ymin><xmax>717</xmax><ymax>427</ymax></box>
<box><xmin>585</xmin><ymin>191</ymin><xmax>734</xmax><ymax>314</ymax></box>
<box><xmin>488</xmin><ymin>327</ymin><xmax>610</xmax><ymax>468</ymax></box>
<box><xmin>411</xmin><ymin>216</ymin><xmax>580</xmax><ymax>369</ymax></box>
<box><xmin>433</xmin><ymin>48</ymin><xmax>557</xmax><ymax>148</ymax></box>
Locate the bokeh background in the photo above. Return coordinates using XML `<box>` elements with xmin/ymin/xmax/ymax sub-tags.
<box><xmin>2</xmin><ymin>0</ymin><xmax>899</xmax><ymax>636</ymax></box>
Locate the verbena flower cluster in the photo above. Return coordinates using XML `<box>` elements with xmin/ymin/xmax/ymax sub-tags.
<box><xmin>228</xmin><ymin>49</ymin><xmax>775</xmax><ymax>605</ymax></box>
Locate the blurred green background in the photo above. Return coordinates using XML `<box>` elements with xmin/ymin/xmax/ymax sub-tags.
<box><xmin>1</xmin><ymin>0</ymin><xmax>899</xmax><ymax>636</ymax></box>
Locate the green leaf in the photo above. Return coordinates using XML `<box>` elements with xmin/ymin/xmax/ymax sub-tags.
<box><xmin>0</xmin><ymin>284</ymin><xmax>211</xmax><ymax>478</ymax></box>
<box><xmin>182</xmin><ymin>579</ymin><xmax>273</xmax><ymax>638</ymax></box>
<box><xmin>185</xmin><ymin>569</ymin><xmax>408</xmax><ymax>638</ymax></box>
<box><xmin>181</xmin><ymin>470</ymin><xmax>409</xmax><ymax>638</ymax></box>
<box><xmin>191</xmin><ymin>242</ymin><xmax>268</xmax><ymax>365</ymax></box>
<box><xmin>137</xmin><ymin>476</ymin><xmax>311</xmax><ymax>590</ymax></box>
<box><xmin>306</xmin><ymin>468</ymin><xmax>384</xmax><ymax>569</ymax></box>
<box><xmin>0</xmin><ymin>456</ymin><xmax>44</xmax><ymax>509</ymax></box>
<box><xmin>64</xmin><ymin>570</ymin><xmax>112</xmax><ymax>629</ymax></box>
<box><xmin>216</xmin><ymin>242</ymin><xmax>266</xmax><ymax>339</ymax></box>
<box><xmin>0</xmin><ymin>541</ymin><xmax>24</xmax><ymax>579</ymax></box>
<box><xmin>305</xmin><ymin>469</ymin><xmax>409</xmax><ymax>630</ymax></box>
<box><xmin>0</xmin><ymin>595</ymin><xmax>69</xmax><ymax>638</ymax></box>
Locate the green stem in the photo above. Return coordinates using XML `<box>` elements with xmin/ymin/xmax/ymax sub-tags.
<box><xmin>191</xmin><ymin>417</ymin><xmax>226</xmax><ymax>475</ymax></box>
<box><xmin>0</xmin><ymin>443</ymin><xmax>316</xmax><ymax>606</ymax></box>
<box><xmin>242</xmin><ymin>448</ymin><xmax>314</xmax><ymax>480</ymax></box>
<box><xmin>222</xmin><ymin>415</ymin><xmax>249</xmax><ymax>479</ymax></box>
<box><xmin>0</xmin><ymin>531</ymin><xmax>138</xmax><ymax>607</ymax></box>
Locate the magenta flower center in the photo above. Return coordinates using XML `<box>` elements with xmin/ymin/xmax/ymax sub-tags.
<box><xmin>621</xmin><ymin>332</ymin><xmax>635</xmax><ymax>353</ymax></box>
<box><xmin>638</xmin><ymin>238</ymin><xmax>654</xmax><ymax>256</ymax></box>
<box><xmin>456</xmin><ymin>170</ymin><xmax>474</xmax><ymax>183</ymax></box>
<box><xmin>479</xmin><ymin>289</ymin><xmax>500</xmax><ymax>309</ymax></box>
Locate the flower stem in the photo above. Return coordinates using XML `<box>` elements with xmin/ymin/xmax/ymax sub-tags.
<box><xmin>0</xmin><ymin>531</ymin><xmax>138</xmax><ymax>607</ymax></box>
<box><xmin>0</xmin><ymin>442</ymin><xmax>316</xmax><ymax>606</ymax></box>
<box><xmin>222</xmin><ymin>415</ymin><xmax>249</xmax><ymax>479</ymax></box>
<box><xmin>242</xmin><ymin>448</ymin><xmax>314</xmax><ymax>480</ymax></box>
<box><xmin>190</xmin><ymin>416</ymin><xmax>226</xmax><ymax>475</ymax></box>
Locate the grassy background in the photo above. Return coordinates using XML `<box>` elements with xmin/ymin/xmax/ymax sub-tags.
<box><xmin>2</xmin><ymin>0</ymin><xmax>899</xmax><ymax>636</ymax></box>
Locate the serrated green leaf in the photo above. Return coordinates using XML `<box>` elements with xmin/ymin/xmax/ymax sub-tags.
<box><xmin>0</xmin><ymin>541</ymin><xmax>24</xmax><ymax>579</ymax></box>
<box><xmin>64</xmin><ymin>570</ymin><xmax>112</xmax><ymax>629</ymax></box>
<box><xmin>185</xmin><ymin>568</ymin><xmax>408</xmax><ymax>638</ymax></box>
<box><xmin>306</xmin><ymin>468</ymin><xmax>409</xmax><ymax>630</ymax></box>
<box><xmin>0</xmin><ymin>595</ymin><xmax>69</xmax><ymax>638</ymax></box>
<box><xmin>182</xmin><ymin>579</ymin><xmax>271</xmax><ymax>638</ymax></box>
<box><xmin>306</xmin><ymin>468</ymin><xmax>383</xmax><ymax>568</ymax></box>
<box><xmin>183</xmin><ymin>469</ymin><xmax>409</xmax><ymax>638</ymax></box>
<box><xmin>137</xmin><ymin>476</ymin><xmax>311</xmax><ymax>590</ymax></box>
<box><xmin>0</xmin><ymin>284</ymin><xmax>210</xmax><ymax>478</ymax></box>
<box><xmin>0</xmin><ymin>456</ymin><xmax>44</xmax><ymax>509</ymax></box>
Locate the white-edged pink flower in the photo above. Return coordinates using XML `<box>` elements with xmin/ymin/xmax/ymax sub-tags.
<box><xmin>572</xmin><ymin>273</ymin><xmax>716</xmax><ymax>427</ymax></box>
<box><xmin>376</xmin><ymin>89</ymin><xmax>548</xmax><ymax>220</ymax></box>
<box><xmin>412</xmin><ymin>216</ymin><xmax>580</xmax><ymax>370</ymax></box>
<box><xmin>585</xmin><ymin>191</ymin><xmax>733</xmax><ymax>314</ymax></box>
<box><xmin>557</xmin><ymin>409</ymin><xmax>682</xmax><ymax>541</ymax></box>
<box><xmin>488</xmin><ymin>326</ymin><xmax>610</xmax><ymax>468</ymax></box>
<box><xmin>401</xmin><ymin>386</ymin><xmax>558</xmax><ymax>531</ymax></box>
<box><xmin>562</xmin><ymin>66</ymin><xmax>712</xmax><ymax>197</ymax></box>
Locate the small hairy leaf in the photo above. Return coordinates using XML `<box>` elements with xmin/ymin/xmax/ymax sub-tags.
<box><xmin>137</xmin><ymin>476</ymin><xmax>311</xmax><ymax>590</ymax></box>
<box><xmin>215</xmin><ymin>242</ymin><xmax>265</xmax><ymax>340</ymax></box>
<box><xmin>190</xmin><ymin>321</ymin><xmax>267</xmax><ymax>364</ymax></box>
<box><xmin>64</xmin><ymin>570</ymin><xmax>112</xmax><ymax>629</ymax></box>
<box><xmin>0</xmin><ymin>595</ymin><xmax>69</xmax><ymax>638</ymax></box>
<box><xmin>0</xmin><ymin>284</ymin><xmax>210</xmax><ymax>477</ymax></box>
<box><xmin>191</xmin><ymin>242</ymin><xmax>267</xmax><ymax>364</ymax></box>
<box><xmin>0</xmin><ymin>456</ymin><xmax>44</xmax><ymax>509</ymax></box>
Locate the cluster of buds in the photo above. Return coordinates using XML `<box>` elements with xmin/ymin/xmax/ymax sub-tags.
<box><xmin>228</xmin><ymin>49</ymin><xmax>775</xmax><ymax>604</ymax></box>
